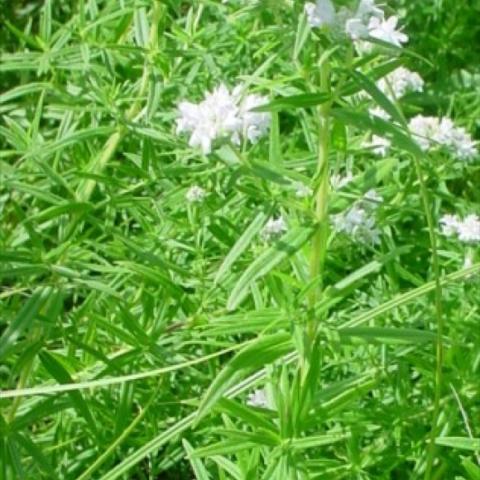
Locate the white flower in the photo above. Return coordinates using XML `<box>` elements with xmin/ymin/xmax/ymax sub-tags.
<box><xmin>331</xmin><ymin>172</ymin><xmax>353</xmax><ymax>190</ymax></box>
<box><xmin>332</xmin><ymin>190</ymin><xmax>383</xmax><ymax>245</ymax></box>
<box><xmin>333</xmin><ymin>205</ymin><xmax>381</xmax><ymax>245</ymax></box>
<box><xmin>356</xmin><ymin>0</ymin><xmax>384</xmax><ymax>21</ymax></box>
<box><xmin>346</xmin><ymin>17</ymin><xmax>369</xmax><ymax>40</ymax></box>
<box><xmin>440</xmin><ymin>213</ymin><xmax>480</xmax><ymax>243</ymax></box>
<box><xmin>363</xmin><ymin>189</ymin><xmax>383</xmax><ymax>207</ymax></box>
<box><xmin>369</xmin><ymin>106</ymin><xmax>390</xmax><ymax>121</ymax></box>
<box><xmin>304</xmin><ymin>0</ymin><xmax>336</xmax><ymax>28</ymax></box>
<box><xmin>346</xmin><ymin>0</ymin><xmax>384</xmax><ymax>40</ymax></box>
<box><xmin>176</xmin><ymin>84</ymin><xmax>241</xmax><ymax>154</ymax></box>
<box><xmin>368</xmin><ymin>16</ymin><xmax>408</xmax><ymax>48</ymax></box>
<box><xmin>457</xmin><ymin>214</ymin><xmax>480</xmax><ymax>243</ymax></box>
<box><xmin>294</xmin><ymin>182</ymin><xmax>313</xmax><ymax>198</ymax></box>
<box><xmin>447</xmin><ymin>126</ymin><xmax>478</xmax><ymax>161</ymax></box>
<box><xmin>247</xmin><ymin>389</ymin><xmax>268</xmax><ymax>408</ymax></box>
<box><xmin>176</xmin><ymin>84</ymin><xmax>270</xmax><ymax>154</ymax></box>
<box><xmin>408</xmin><ymin>115</ymin><xmax>478</xmax><ymax>160</ymax></box>
<box><xmin>440</xmin><ymin>214</ymin><xmax>460</xmax><ymax>237</ymax></box>
<box><xmin>236</xmin><ymin>92</ymin><xmax>271</xmax><ymax>144</ymax></box>
<box><xmin>432</xmin><ymin>118</ymin><xmax>477</xmax><ymax>160</ymax></box>
<box><xmin>408</xmin><ymin>115</ymin><xmax>439</xmax><ymax>151</ymax></box>
<box><xmin>377</xmin><ymin>67</ymin><xmax>424</xmax><ymax>99</ymax></box>
<box><xmin>262</xmin><ymin>216</ymin><xmax>287</xmax><ymax>240</ymax></box>
<box><xmin>186</xmin><ymin>185</ymin><xmax>206</xmax><ymax>203</ymax></box>
<box><xmin>354</xmin><ymin>39</ymin><xmax>374</xmax><ymax>55</ymax></box>
<box><xmin>363</xmin><ymin>135</ymin><xmax>391</xmax><ymax>157</ymax></box>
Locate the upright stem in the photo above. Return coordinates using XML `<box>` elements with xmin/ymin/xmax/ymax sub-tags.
<box><xmin>413</xmin><ymin>156</ymin><xmax>444</xmax><ymax>480</ymax></box>
<box><xmin>307</xmin><ymin>60</ymin><xmax>331</xmax><ymax>340</ymax></box>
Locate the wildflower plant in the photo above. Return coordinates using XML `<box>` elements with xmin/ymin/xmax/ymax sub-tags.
<box><xmin>1</xmin><ymin>1</ymin><xmax>480</xmax><ymax>479</ymax></box>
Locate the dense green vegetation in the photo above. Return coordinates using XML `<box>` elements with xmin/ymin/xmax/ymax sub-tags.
<box><xmin>1</xmin><ymin>1</ymin><xmax>479</xmax><ymax>479</ymax></box>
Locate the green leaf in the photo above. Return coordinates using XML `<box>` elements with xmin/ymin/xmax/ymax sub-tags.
<box><xmin>227</xmin><ymin>226</ymin><xmax>314</xmax><ymax>310</ymax></box>
<box><xmin>350</xmin><ymin>70</ymin><xmax>406</xmax><ymax>126</ymax></box>
<box><xmin>435</xmin><ymin>437</ymin><xmax>480</xmax><ymax>452</ymax></box>
<box><xmin>210</xmin><ymin>456</ymin><xmax>242</xmax><ymax>480</ymax></box>
<box><xmin>340</xmin><ymin>58</ymin><xmax>404</xmax><ymax>96</ymax></box>
<box><xmin>290</xmin><ymin>433</ymin><xmax>349</xmax><ymax>450</ymax></box>
<box><xmin>293</xmin><ymin>11</ymin><xmax>310</xmax><ymax>60</ymax></box>
<box><xmin>0</xmin><ymin>287</ymin><xmax>52</xmax><ymax>361</ymax></box>
<box><xmin>253</xmin><ymin>93</ymin><xmax>331</xmax><ymax>112</ymax></box>
<box><xmin>133</xmin><ymin>7</ymin><xmax>149</xmax><ymax>47</ymax></box>
<box><xmin>331</xmin><ymin>120</ymin><xmax>347</xmax><ymax>155</ymax></box>
<box><xmin>200</xmin><ymin>309</ymin><xmax>289</xmax><ymax>337</ymax></box>
<box><xmin>39</xmin><ymin>0</ymin><xmax>52</xmax><ymax>42</ymax></box>
<box><xmin>216</xmin><ymin>398</ymin><xmax>277</xmax><ymax>432</ymax></box>
<box><xmin>39</xmin><ymin>351</ymin><xmax>97</xmax><ymax>434</ymax></box>
<box><xmin>329</xmin><ymin>260</ymin><xmax>382</xmax><ymax>295</ymax></box>
<box><xmin>28</xmin><ymin>202</ymin><xmax>93</xmax><ymax>223</ymax></box>
<box><xmin>192</xmin><ymin>440</ymin><xmax>262</xmax><ymax>457</ymax></box>
<box><xmin>245</xmin><ymin>161</ymin><xmax>291</xmax><ymax>185</ymax></box>
<box><xmin>13</xmin><ymin>433</ymin><xmax>55</xmax><ymax>477</ymax></box>
<box><xmin>332</xmin><ymin>108</ymin><xmax>422</xmax><ymax>157</ymax></box>
<box><xmin>269</xmin><ymin>111</ymin><xmax>282</xmax><ymax>164</ymax></box>
<box><xmin>182</xmin><ymin>440</ymin><xmax>211</xmax><ymax>480</ymax></box>
<box><xmin>338</xmin><ymin>327</ymin><xmax>437</xmax><ymax>345</ymax></box>
<box><xmin>196</xmin><ymin>333</ymin><xmax>293</xmax><ymax>422</ymax></box>
<box><xmin>0</xmin><ymin>83</ymin><xmax>52</xmax><ymax>104</ymax></box>
<box><xmin>463</xmin><ymin>458</ymin><xmax>480</xmax><ymax>480</ymax></box>
<box><xmin>215</xmin><ymin>212</ymin><xmax>267</xmax><ymax>285</ymax></box>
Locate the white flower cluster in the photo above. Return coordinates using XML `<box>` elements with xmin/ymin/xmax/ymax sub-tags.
<box><xmin>331</xmin><ymin>172</ymin><xmax>353</xmax><ymax>190</ymax></box>
<box><xmin>304</xmin><ymin>0</ymin><xmax>336</xmax><ymax>29</ymax></box>
<box><xmin>376</xmin><ymin>67</ymin><xmax>424</xmax><ymax>100</ymax></box>
<box><xmin>332</xmin><ymin>189</ymin><xmax>383</xmax><ymax>245</ymax></box>
<box><xmin>186</xmin><ymin>185</ymin><xmax>206</xmax><ymax>203</ymax></box>
<box><xmin>176</xmin><ymin>84</ymin><xmax>270</xmax><ymax>154</ymax></box>
<box><xmin>305</xmin><ymin>0</ymin><xmax>408</xmax><ymax>50</ymax></box>
<box><xmin>293</xmin><ymin>182</ymin><xmax>313</xmax><ymax>198</ymax></box>
<box><xmin>408</xmin><ymin>115</ymin><xmax>477</xmax><ymax>161</ymax></box>
<box><xmin>440</xmin><ymin>214</ymin><xmax>480</xmax><ymax>243</ymax></box>
<box><xmin>247</xmin><ymin>389</ymin><xmax>268</xmax><ymax>408</ymax></box>
<box><xmin>363</xmin><ymin>134</ymin><xmax>391</xmax><ymax>157</ymax></box>
<box><xmin>262</xmin><ymin>216</ymin><xmax>287</xmax><ymax>240</ymax></box>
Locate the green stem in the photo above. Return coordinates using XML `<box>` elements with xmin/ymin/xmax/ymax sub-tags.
<box><xmin>413</xmin><ymin>156</ymin><xmax>444</xmax><ymax>480</ymax></box>
<box><xmin>307</xmin><ymin>60</ymin><xmax>331</xmax><ymax>340</ymax></box>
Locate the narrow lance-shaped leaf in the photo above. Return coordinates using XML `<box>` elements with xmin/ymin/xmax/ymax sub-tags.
<box><xmin>227</xmin><ymin>226</ymin><xmax>314</xmax><ymax>310</ymax></box>
<box><xmin>0</xmin><ymin>287</ymin><xmax>52</xmax><ymax>361</ymax></box>
<box><xmin>182</xmin><ymin>440</ymin><xmax>211</xmax><ymax>480</ymax></box>
<box><xmin>253</xmin><ymin>93</ymin><xmax>331</xmax><ymax>113</ymax></box>
<box><xmin>39</xmin><ymin>351</ymin><xmax>98</xmax><ymax>435</ymax></box>
<box><xmin>340</xmin><ymin>58</ymin><xmax>404</xmax><ymax>97</ymax></box>
<box><xmin>338</xmin><ymin>327</ymin><xmax>437</xmax><ymax>345</ymax></box>
<box><xmin>215</xmin><ymin>212</ymin><xmax>267</xmax><ymax>285</ymax></box>
<box><xmin>195</xmin><ymin>332</ymin><xmax>293</xmax><ymax>422</ymax></box>
<box><xmin>133</xmin><ymin>7</ymin><xmax>149</xmax><ymax>47</ymax></box>
<box><xmin>332</xmin><ymin>108</ymin><xmax>422</xmax><ymax>157</ymax></box>
<box><xmin>350</xmin><ymin>70</ymin><xmax>406</xmax><ymax>127</ymax></box>
<box><xmin>435</xmin><ymin>437</ymin><xmax>480</xmax><ymax>452</ymax></box>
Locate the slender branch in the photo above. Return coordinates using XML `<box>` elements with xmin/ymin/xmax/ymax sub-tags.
<box><xmin>413</xmin><ymin>156</ymin><xmax>444</xmax><ymax>480</ymax></box>
<box><xmin>307</xmin><ymin>60</ymin><xmax>331</xmax><ymax>340</ymax></box>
